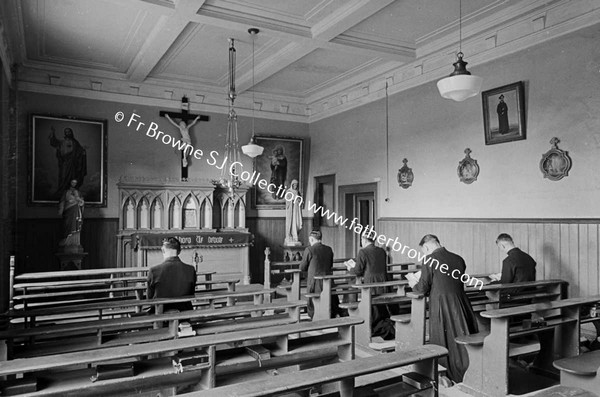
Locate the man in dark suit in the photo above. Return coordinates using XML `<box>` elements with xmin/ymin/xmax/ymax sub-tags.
<box><xmin>299</xmin><ymin>230</ymin><xmax>341</xmax><ymax>319</ymax></box>
<box><xmin>349</xmin><ymin>234</ymin><xmax>397</xmax><ymax>339</ymax></box>
<box><xmin>495</xmin><ymin>233</ymin><xmax>536</xmax><ymax>284</ymax></box>
<box><xmin>147</xmin><ymin>237</ymin><xmax>196</xmax><ymax>312</ymax></box>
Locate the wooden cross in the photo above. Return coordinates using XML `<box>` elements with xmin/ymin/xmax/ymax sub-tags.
<box><xmin>159</xmin><ymin>97</ymin><xmax>210</xmax><ymax>181</ymax></box>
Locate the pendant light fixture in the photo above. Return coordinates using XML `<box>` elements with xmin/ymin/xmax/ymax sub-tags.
<box><xmin>437</xmin><ymin>0</ymin><xmax>482</xmax><ymax>102</ymax></box>
<box><xmin>241</xmin><ymin>28</ymin><xmax>264</xmax><ymax>158</ymax></box>
<box><xmin>213</xmin><ymin>38</ymin><xmax>242</xmax><ymax>193</ymax></box>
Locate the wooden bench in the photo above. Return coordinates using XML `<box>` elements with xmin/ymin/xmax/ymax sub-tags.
<box><xmin>1</xmin><ymin>300</ymin><xmax>305</xmax><ymax>358</ymax></box>
<box><xmin>553</xmin><ymin>350</ymin><xmax>600</xmax><ymax>394</ymax></box>
<box><xmin>194</xmin><ymin>278</ymin><xmax>239</xmax><ymax>293</ymax></box>
<box><xmin>184</xmin><ymin>344</ymin><xmax>448</xmax><ymax>397</ymax></box>
<box><xmin>456</xmin><ymin>295</ymin><xmax>600</xmax><ymax>397</ymax></box>
<box><xmin>339</xmin><ymin>280</ymin><xmax>410</xmax><ymax>346</ymax></box>
<box><xmin>391</xmin><ymin>279</ymin><xmax>569</xmax><ymax>353</ymax></box>
<box><xmin>6</xmin><ymin>287</ymin><xmax>275</xmax><ymax>329</ymax></box>
<box><xmin>305</xmin><ymin>274</ymin><xmax>359</xmax><ymax>320</ymax></box>
<box><xmin>0</xmin><ymin>317</ymin><xmax>362</xmax><ymax>396</ymax></box>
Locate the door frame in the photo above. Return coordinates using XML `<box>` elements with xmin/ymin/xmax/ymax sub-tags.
<box><xmin>338</xmin><ymin>182</ymin><xmax>378</xmax><ymax>258</ymax></box>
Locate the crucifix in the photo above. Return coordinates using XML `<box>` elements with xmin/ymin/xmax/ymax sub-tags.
<box><xmin>159</xmin><ymin>96</ymin><xmax>210</xmax><ymax>181</ymax></box>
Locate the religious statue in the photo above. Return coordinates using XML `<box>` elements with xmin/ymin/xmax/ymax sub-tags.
<box><xmin>48</xmin><ymin>126</ymin><xmax>87</xmax><ymax>198</ymax></box>
<box><xmin>58</xmin><ymin>179</ymin><xmax>85</xmax><ymax>250</ymax></box>
<box><xmin>284</xmin><ymin>179</ymin><xmax>302</xmax><ymax>246</ymax></box>
<box><xmin>165</xmin><ymin>114</ymin><xmax>201</xmax><ymax>167</ymax></box>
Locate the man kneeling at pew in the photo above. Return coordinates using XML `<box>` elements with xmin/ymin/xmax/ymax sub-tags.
<box><xmin>408</xmin><ymin>234</ymin><xmax>479</xmax><ymax>387</ymax></box>
<box><xmin>347</xmin><ymin>233</ymin><xmax>397</xmax><ymax>340</ymax></box>
<box><xmin>145</xmin><ymin>237</ymin><xmax>196</xmax><ymax>313</ymax></box>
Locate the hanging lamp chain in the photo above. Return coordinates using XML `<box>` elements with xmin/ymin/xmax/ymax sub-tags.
<box><xmin>251</xmin><ymin>30</ymin><xmax>256</xmax><ymax>140</ymax></box>
<box><xmin>459</xmin><ymin>0</ymin><xmax>462</xmax><ymax>54</ymax></box>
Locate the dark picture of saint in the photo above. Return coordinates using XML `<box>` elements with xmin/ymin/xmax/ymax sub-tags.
<box><xmin>269</xmin><ymin>145</ymin><xmax>287</xmax><ymax>199</ymax></box>
<box><xmin>31</xmin><ymin>115</ymin><xmax>107</xmax><ymax>206</ymax></box>
<box><xmin>252</xmin><ymin>136</ymin><xmax>304</xmax><ymax>209</ymax></box>
<box><xmin>49</xmin><ymin>126</ymin><xmax>87</xmax><ymax>195</ymax></box>
<box><xmin>496</xmin><ymin>94</ymin><xmax>509</xmax><ymax>134</ymax></box>
<box><xmin>483</xmin><ymin>82</ymin><xmax>526</xmax><ymax>145</ymax></box>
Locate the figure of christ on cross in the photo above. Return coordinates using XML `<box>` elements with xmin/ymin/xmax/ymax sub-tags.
<box><xmin>159</xmin><ymin>107</ymin><xmax>209</xmax><ymax>181</ymax></box>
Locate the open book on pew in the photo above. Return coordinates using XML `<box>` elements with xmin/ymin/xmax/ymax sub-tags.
<box><xmin>178</xmin><ymin>321</ymin><xmax>196</xmax><ymax>337</ymax></box>
<box><xmin>405</xmin><ymin>271</ymin><xmax>421</xmax><ymax>286</ymax></box>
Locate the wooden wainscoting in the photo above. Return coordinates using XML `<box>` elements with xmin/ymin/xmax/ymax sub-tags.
<box><xmin>378</xmin><ymin>218</ymin><xmax>600</xmax><ymax>298</ymax></box>
<box><xmin>15</xmin><ymin>218</ymin><xmax>119</xmax><ymax>275</ymax></box>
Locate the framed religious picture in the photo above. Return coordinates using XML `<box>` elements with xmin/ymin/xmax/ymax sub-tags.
<box><xmin>482</xmin><ymin>81</ymin><xmax>526</xmax><ymax>145</ymax></box>
<box><xmin>29</xmin><ymin>114</ymin><xmax>108</xmax><ymax>207</ymax></box>
<box><xmin>252</xmin><ymin>135</ymin><xmax>304</xmax><ymax>210</ymax></box>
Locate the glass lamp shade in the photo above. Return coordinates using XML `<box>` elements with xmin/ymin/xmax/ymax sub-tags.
<box><xmin>437</xmin><ymin>74</ymin><xmax>483</xmax><ymax>102</ymax></box>
<box><xmin>241</xmin><ymin>141</ymin><xmax>264</xmax><ymax>158</ymax></box>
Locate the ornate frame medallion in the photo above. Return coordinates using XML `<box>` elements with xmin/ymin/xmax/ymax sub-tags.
<box><xmin>540</xmin><ymin>137</ymin><xmax>572</xmax><ymax>181</ymax></box>
<box><xmin>397</xmin><ymin>158</ymin><xmax>414</xmax><ymax>189</ymax></box>
<box><xmin>457</xmin><ymin>148</ymin><xmax>479</xmax><ymax>184</ymax></box>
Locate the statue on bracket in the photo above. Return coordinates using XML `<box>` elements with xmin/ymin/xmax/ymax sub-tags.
<box><xmin>540</xmin><ymin>137</ymin><xmax>572</xmax><ymax>181</ymax></box>
<box><xmin>457</xmin><ymin>148</ymin><xmax>480</xmax><ymax>184</ymax></box>
<box><xmin>397</xmin><ymin>158</ymin><xmax>414</xmax><ymax>189</ymax></box>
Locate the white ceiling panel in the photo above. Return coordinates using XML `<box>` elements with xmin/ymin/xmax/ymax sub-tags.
<box><xmin>22</xmin><ymin>0</ymin><xmax>161</xmax><ymax>72</ymax></box>
<box><xmin>255</xmin><ymin>48</ymin><xmax>378</xmax><ymax>96</ymax></box>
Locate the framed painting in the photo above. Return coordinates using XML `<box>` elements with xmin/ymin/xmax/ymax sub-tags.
<box><xmin>252</xmin><ymin>135</ymin><xmax>304</xmax><ymax>209</ymax></box>
<box><xmin>30</xmin><ymin>114</ymin><xmax>107</xmax><ymax>207</ymax></box>
<box><xmin>482</xmin><ymin>81</ymin><xmax>526</xmax><ymax>145</ymax></box>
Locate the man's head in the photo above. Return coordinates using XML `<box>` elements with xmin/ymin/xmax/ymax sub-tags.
<box><xmin>161</xmin><ymin>237</ymin><xmax>181</xmax><ymax>258</ymax></box>
<box><xmin>418</xmin><ymin>234</ymin><xmax>441</xmax><ymax>255</ymax></box>
<box><xmin>308</xmin><ymin>230</ymin><xmax>322</xmax><ymax>245</ymax></box>
<box><xmin>361</xmin><ymin>232</ymin><xmax>375</xmax><ymax>247</ymax></box>
<box><xmin>64</xmin><ymin>128</ymin><xmax>74</xmax><ymax>138</ymax></box>
<box><xmin>496</xmin><ymin>233</ymin><xmax>515</xmax><ymax>253</ymax></box>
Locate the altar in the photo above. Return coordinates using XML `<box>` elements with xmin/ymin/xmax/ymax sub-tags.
<box><xmin>116</xmin><ymin>177</ymin><xmax>253</xmax><ymax>284</ymax></box>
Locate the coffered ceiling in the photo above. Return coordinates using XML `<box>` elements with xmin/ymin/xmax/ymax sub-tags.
<box><xmin>1</xmin><ymin>0</ymin><xmax>599</xmax><ymax>121</ymax></box>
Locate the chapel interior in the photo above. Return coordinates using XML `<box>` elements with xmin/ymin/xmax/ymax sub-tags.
<box><xmin>0</xmin><ymin>1</ymin><xmax>600</xmax><ymax>396</ymax></box>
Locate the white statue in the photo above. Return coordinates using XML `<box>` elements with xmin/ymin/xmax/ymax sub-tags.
<box><xmin>284</xmin><ymin>179</ymin><xmax>303</xmax><ymax>246</ymax></box>
<box><xmin>165</xmin><ymin>114</ymin><xmax>201</xmax><ymax>167</ymax></box>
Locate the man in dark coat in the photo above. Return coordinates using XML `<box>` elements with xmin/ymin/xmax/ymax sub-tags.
<box><xmin>299</xmin><ymin>230</ymin><xmax>341</xmax><ymax>319</ymax></box>
<box><xmin>496</xmin><ymin>233</ymin><xmax>536</xmax><ymax>284</ymax></box>
<box><xmin>147</xmin><ymin>237</ymin><xmax>196</xmax><ymax>313</ymax></box>
<box><xmin>410</xmin><ymin>234</ymin><xmax>479</xmax><ymax>384</ymax></box>
<box><xmin>349</xmin><ymin>234</ymin><xmax>397</xmax><ymax>339</ymax></box>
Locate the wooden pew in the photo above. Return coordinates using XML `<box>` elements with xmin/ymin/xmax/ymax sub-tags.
<box><xmin>553</xmin><ymin>350</ymin><xmax>600</xmax><ymax>395</ymax></box>
<box><xmin>0</xmin><ymin>317</ymin><xmax>362</xmax><ymax>396</ymax></box>
<box><xmin>183</xmin><ymin>345</ymin><xmax>448</xmax><ymax>397</ymax></box>
<box><xmin>1</xmin><ymin>300</ymin><xmax>305</xmax><ymax>358</ymax></box>
<box><xmin>305</xmin><ymin>274</ymin><xmax>359</xmax><ymax>320</ymax></box>
<box><xmin>6</xmin><ymin>287</ymin><xmax>275</xmax><ymax>329</ymax></box>
<box><xmin>456</xmin><ymin>295</ymin><xmax>600</xmax><ymax>397</ymax></box>
<box><xmin>393</xmin><ymin>279</ymin><xmax>569</xmax><ymax>352</ymax></box>
<box><xmin>339</xmin><ymin>280</ymin><xmax>410</xmax><ymax>346</ymax></box>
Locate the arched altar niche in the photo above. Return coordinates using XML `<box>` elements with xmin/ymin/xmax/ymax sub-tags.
<box><xmin>117</xmin><ymin>177</ymin><xmax>252</xmax><ymax>284</ymax></box>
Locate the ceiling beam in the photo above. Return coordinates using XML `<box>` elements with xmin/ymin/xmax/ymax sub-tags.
<box><xmin>235</xmin><ymin>0</ymin><xmax>397</xmax><ymax>93</ymax></box>
<box><xmin>127</xmin><ymin>0</ymin><xmax>205</xmax><ymax>83</ymax></box>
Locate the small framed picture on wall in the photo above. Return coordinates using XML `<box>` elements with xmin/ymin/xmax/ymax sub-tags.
<box><xmin>482</xmin><ymin>81</ymin><xmax>526</xmax><ymax>145</ymax></box>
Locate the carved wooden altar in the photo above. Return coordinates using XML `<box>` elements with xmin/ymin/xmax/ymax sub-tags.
<box><xmin>117</xmin><ymin>177</ymin><xmax>252</xmax><ymax>284</ymax></box>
